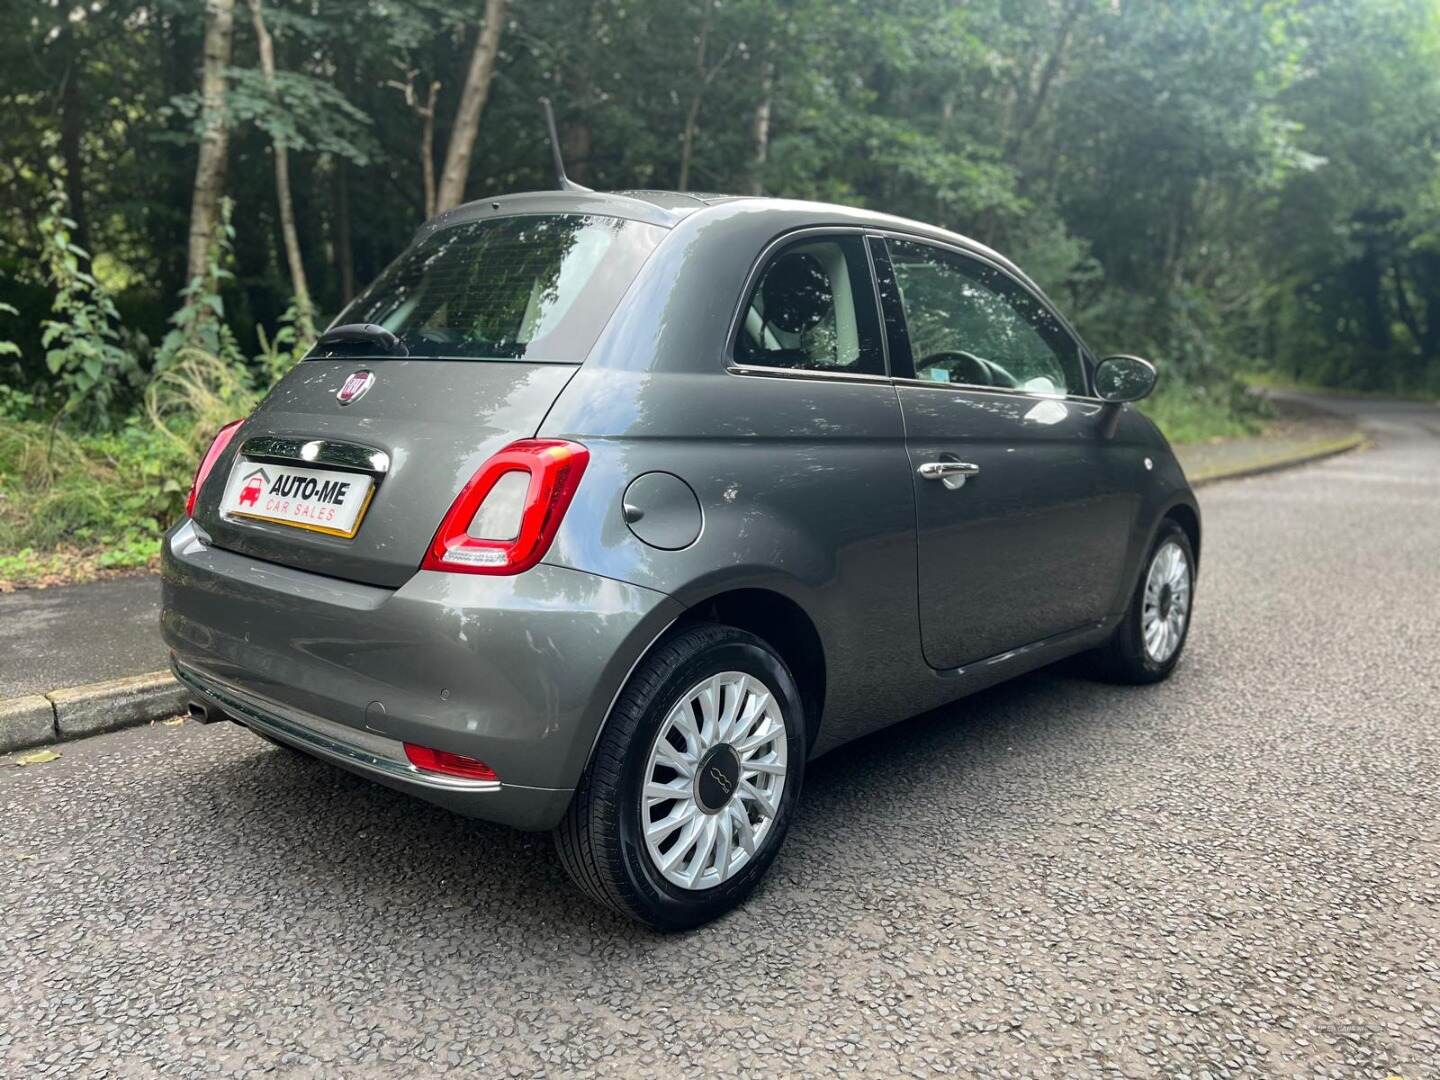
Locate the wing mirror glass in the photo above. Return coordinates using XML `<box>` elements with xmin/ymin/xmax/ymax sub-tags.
<box><xmin>1094</xmin><ymin>354</ymin><xmax>1157</xmax><ymax>403</ymax></box>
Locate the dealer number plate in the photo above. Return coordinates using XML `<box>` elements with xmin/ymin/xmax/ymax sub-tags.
<box><xmin>220</xmin><ymin>459</ymin><xmax>375</xmax><ymax>539</ymax></box>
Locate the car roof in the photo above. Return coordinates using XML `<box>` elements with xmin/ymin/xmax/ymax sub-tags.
<box><xmin>420</xmin><ymin>188</ymin><xmax>1032</xmax><ymax>292</ymax></box>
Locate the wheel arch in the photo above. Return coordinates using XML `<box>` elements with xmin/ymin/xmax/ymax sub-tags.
<box><xmin>676</xmin><ymin>587</ymin><xmax>827</xmax><ymax>750</ymax></box>
<box><xmin>1162</xmin><ymin>499</ymin><xmax>1202</xmax><ymax>571</ymax></box>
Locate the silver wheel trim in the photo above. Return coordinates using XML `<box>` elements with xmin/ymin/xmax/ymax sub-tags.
<box><xmin>1142</xmin><ymin>540</ymin><xmax>1191</xmax><ymax>663</ymax></box>
<box><xmin>641</xmin><ymin>671</ymin><xmax>789</xmax><ymax>891</ymax></box>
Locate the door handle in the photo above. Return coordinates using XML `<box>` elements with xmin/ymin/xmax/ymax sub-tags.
<box><xmin>917</xmin><ymin>460</ymin><xmax>980</xmax><ymax>491</ymax></box>
<box><xmin>917</xmin><ymin>460</ymin><xmax>981</xmax><ymax>480</ymax></box>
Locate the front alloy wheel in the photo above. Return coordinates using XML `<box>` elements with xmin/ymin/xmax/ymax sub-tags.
<box><xmin>554</xmin><ymin>624</ymin><xmax>806</xmax><ymax>930</ymax></box>
<box><xmin>1090</xmin><ymin>519</ymin><xmax>1196</xmax><ymax>683</ymax></box>
<box><xmin>1141</xmin><ymin>540</ymin><xmax>1191</xmax><ymax>664</ymax></box>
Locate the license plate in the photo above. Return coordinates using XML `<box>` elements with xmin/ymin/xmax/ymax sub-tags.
<box><xmin>220</xmin><ymin>458</ymin><xmax>376</xmax><ymax>539</ymax></box>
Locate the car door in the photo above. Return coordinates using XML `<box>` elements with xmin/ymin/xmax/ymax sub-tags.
<box><xmin>871</xmin><ymin>235</ymin><xmax>1138</xmax><ymax>671</ymax></box>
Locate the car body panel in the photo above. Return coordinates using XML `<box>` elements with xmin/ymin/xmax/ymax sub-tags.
<box><xmin>160</xmin><ymin>189</ymin><xmax>1201</xmax><ymax>829</ymax></box>
<box><xmin>894</xmin><ymin>384</ymin><xmax>1140</xmax><ymax>668</ymax></box>
<box><xmin>537</xmin><ymin>364</ymin><xmax>932</xmax><ymax>756</ymax></box>
<box><xmin>162</xmin><ymin>518</ymin><xmax>683</xmax><ymax>826</ymax></box>
<box><xmin>195</xmin><ymin>359</ymin><xmax>580</xmax><ymax>588</ymax></box>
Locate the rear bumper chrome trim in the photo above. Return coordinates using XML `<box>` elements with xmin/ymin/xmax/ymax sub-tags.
<box><xmin>172</xmin><ymin>661</ymin><xmax>501</xmax><ymax>794</ymax></box>
<box><xmin>239</xmin><ymin>435</ymin><xmax>391</xmax><ymax>476</ymax></box>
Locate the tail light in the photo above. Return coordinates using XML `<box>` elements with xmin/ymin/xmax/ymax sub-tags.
<box><xmin>404</xmin><ymin>743</ymin><xmax>499</xmax><ymax>782</ymax></box>
<box><xmin>422</xmin><ymin>439</ymin><xmax>589</xmax><ymax>575</ymax></box>
<box><xmin>185</xmin><ymin>418</ymin><xmax>246</xmax><ymax>518</ymax></box>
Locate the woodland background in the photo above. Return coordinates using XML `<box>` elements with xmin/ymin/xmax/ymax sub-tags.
<box><xmin>1</xmin><ymin>0</ymin><xmax>1438</xmax><ymax>583</ymax></box>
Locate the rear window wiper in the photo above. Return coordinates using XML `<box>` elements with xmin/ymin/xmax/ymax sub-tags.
<box><xmin>312</xmin><ymin>323</ymin><xmax>409</xmax><ymax>357</ymax></box>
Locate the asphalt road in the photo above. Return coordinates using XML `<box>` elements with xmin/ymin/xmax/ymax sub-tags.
<box><xmin>3</xmin><ymin>394</ymin><xmax>1437</xmax><ymax>1077</ymax></box>
<box><xmin>0</xmin><ymin>575</ymin><xmax>166</xmax><ymax>699</ymax></box>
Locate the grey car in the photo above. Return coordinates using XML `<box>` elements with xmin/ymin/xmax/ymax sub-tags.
<box><xmin>163</xmin><ymin>190</ymin><xmax>1199</xmax><ymax>929</ymax></box>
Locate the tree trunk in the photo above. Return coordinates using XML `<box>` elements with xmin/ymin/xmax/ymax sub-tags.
<box><xmin>1391</xmin><ymin>260</ymin><xmax>1422</xmax><ymax>347</ymax></box>
<box><xmin>435</xmin><ymin>0</ymin><xmax>508</xmax><ymax>214</ymax></box>
<box><xmin>420</xmin><ymin>80</ymin><xmax>440</xmax><ymax>218</ymax></box>
<box><xmin>677</xmin><ymin>11</ymin><xmax>711</xmax><ymax>193</ymax></box>
<box><xmin>678</xmin><ymin>94</ymin><xmax>702</xmax><ymax>193</ymax></box>
<box><xmin>1353</xmin><ymin>245</ymin><xmax>1390</xmax><ymax>353</ymax></box>
<box><xmin>387</xmin><ymin>73</ymin><xmax>441</xmax><ymax>218</ymax></box>
<box><xmin>748</xmin><ymin>60</ymin><xmax>773</xmax><ymax>196</ymax></box>
<box><xmin>677</xmin><ymin>0</ymin><xmax>734</xmax><ymax>192</ymax></box>
<box><xmin>248</xmin><ymin>0</ymin><xmax>315</xmax><ymax>340</ymax></box>
<box><xmin>1419</xmin><ymin>252</ymin><xmax>1440</xmax><ymax>361</ymax></box>
<box><xmin>58</xmin><ymin>27</ymin><xmax>91</xmax><ymax>262</ymax></box>
<box><xmin>159</xmin><ymin>10</ymin><xmax>201</xmax><ymax>299</ymax></box>
<box><xmin>1007</xmin><ymin>3</ymin><xmax>1082</xmax><ymax>152</ymax></box>
<box><xmin>334</xmin><ymin>160</ymin><xmax>355</xmax><ymax>305</ymax></box>
<box><xmin>186</xmin><ymin>0</ymin><xmax>235</xmax><ymax>286</ymax></box>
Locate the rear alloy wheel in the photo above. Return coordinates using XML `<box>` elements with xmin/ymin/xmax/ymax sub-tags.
<box><xmin>554</xmin><ymin>624</ymin><xmax>806</xmax><ymax>930</ymax></box>
<box><xmin>1091</xmin><ymin>520</ymin><xmax>1196</xmax><ymax>684</ymax></box>
<box><xmin>641</xmin><ymin>670</ymin><xmax>789</xmax><ymax>891</ymax></box>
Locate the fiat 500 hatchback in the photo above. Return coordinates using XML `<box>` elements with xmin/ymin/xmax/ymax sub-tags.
<box><xmin>164</xmin><ymin>190</ymin><xmax>1200</xmax><ymax>929</ymax></box>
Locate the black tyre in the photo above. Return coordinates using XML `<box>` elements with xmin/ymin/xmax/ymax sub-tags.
<box><xmin>1091</xmin><ymin>520</ymin><xmax>1196</xmax><ymax>684</ymax></box>
<box><xmin>554</xmin><ymin>623</ymin><xmax>807</xmax><ymax>930</ymax></box>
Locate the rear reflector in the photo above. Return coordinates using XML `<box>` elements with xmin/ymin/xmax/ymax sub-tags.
<box><xmin>422</xmin><ymin>439</ymin><xmax>589</xmax><ymax>575</ymax></box>
<box><xmin>403</xmin><ymin>743</ymin><xmax>499</xmax><ymax>782</ymax></box>
<box><xmin>186</xmin><ymin>418</ymin><xmax>246</xmax><ymax>518</ymax></box>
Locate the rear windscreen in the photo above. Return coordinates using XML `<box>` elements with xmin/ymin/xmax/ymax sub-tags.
<box><xmin>315</xmin><ymin>213</ymin><xmax>667</xmax><ymax>362</ymax></box>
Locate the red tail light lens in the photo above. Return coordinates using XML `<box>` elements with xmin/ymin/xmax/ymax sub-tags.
<box><xmin>185</xmin><ymin>418</ymin><xmax>245</xmax><ymax>518</ymax></box>
<box><xmin>403</xmin><ymin>743</ymin><xmax>499</xmax><ymax>782</ymax></box>
<box><xmin>422</xmin><ymin>439</ymin><xmax>589</xmax><ymax>575</ymax></box>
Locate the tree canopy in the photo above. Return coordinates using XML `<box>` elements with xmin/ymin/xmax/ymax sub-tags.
<box><xmin>2</xmin><ymin>0</ymin><xmax>1439</xmax><ymax>422</ymax></box>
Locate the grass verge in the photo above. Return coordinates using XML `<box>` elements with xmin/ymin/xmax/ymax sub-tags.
<box><xmin>1140</xmin><ymin>384</ymin><xmax>1269</xmax><ymax>444</ymax></box>
<box><xmin>0</xmin><ymin>419</ymin><xmax>194</xmax><ymax>590</ymax></box>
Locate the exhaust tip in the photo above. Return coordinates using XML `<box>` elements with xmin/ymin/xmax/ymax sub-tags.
<box><xmin>187</xmin><ymin>701</ymin><xmax>229</xmax><ymax>725</ymax></box>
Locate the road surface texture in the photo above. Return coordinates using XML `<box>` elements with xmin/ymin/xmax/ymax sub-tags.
<box><xmin>2</xmin><ymin>394</ymin><xmax>1437</xmax><ymax>1077</ymax></box>
<box><xmin>0</xmin><ymin>576</ymin><xmax>166</xmax><ymax>698</ymax></box>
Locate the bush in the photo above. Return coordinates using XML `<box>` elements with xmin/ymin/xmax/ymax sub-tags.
<box><xmin>0</xmin><ymin>417</ymin><xmax>195</xmax><ymax>585</ymax></box>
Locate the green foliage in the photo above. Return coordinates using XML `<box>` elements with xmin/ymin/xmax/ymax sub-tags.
<box><xmin>166</xmin><ymin>67</ymin><xmax>378</xmax><ymax>164</ymax></box>
<box><xmin>0</xmin><ymin>301</ymin><xmax>19</xmax><ymax>362</ymax></box>
<box><xmin>0</xmin><ymin>384</ymin><xmax>35</xmax><ymax>421</ymax></box>
<box><xmin>0</xmin><ymin>417</ymin><xmax>192</xmax><ymax>583</ymax></box>
<box><xmin>154</xmin><ymin>199</ymin><xmax>245</xmax><ymax>374</ymax></box>
<box><xmin>1141</xmin><ymin>382</ymin><xmax>1271</xmax><ymax>446</ymax></box>
<box><xmin>147</xmin><ymin>344</ymin><xmax>260</xmax><ymax>459</ymax></box>
<box><xmin>36</xmin><ymin>185</ymin><xmax>140</xmax><ymax>423</ymax></box>
<box><xmin>254</xmin><ymin>303</ymin><xmax>311</xmax><ymax>386</ymax></box>
<box><xmin>0</xmin><ymin>0</ymin><xmax>1436</xmax><ymax>515</ymax></box>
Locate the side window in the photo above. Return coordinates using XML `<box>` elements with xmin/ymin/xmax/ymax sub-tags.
<box><xmin>734</xmin><ymin>235</ymin><xmax>885</xmax><ymax>376</ymax></box>
<box><xmin>884</xmin><ymin>239</ymin><xmax>1084</xmax><ymax>396</ymax></box>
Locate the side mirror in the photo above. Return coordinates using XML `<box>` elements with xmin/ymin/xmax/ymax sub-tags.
<box><xmin>1094</xmin><ymin>354</ymin><xmax>1157</xmax><ymax>403</ymax></box>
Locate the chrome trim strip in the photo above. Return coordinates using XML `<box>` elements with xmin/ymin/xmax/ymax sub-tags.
<box><xmin>240</xmin><ymin>435</ymin><xmax>392</xmax><ymax>475</ymax></box>
<box><xmin>889</xmin><ymin>375</ymin><xmax>1109</xmax><ymax>408</ymax></box>
<box><xmin>726</xmin><ymin>364</ymin><xmax>893</xmax><ymax>387</ymax></box>
<box><xmin>172</xmin><ymin>662</ymin><xmax>500</xmax><ymax>793</ymax></box>
<box><xmin>939</xmin><ymin>621</ymin><xmax>1107</xmax><ymax>679</ymax></box>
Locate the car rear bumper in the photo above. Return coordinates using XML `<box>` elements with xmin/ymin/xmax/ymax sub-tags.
<box><xmin>162</xmin><ymin>519</ymin><xmax>683</xmax><ymax>830</ymax></box>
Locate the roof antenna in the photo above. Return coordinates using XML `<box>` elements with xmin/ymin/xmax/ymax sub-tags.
<box><xmin>539</xmin><ymin>97</ymin><xmax>592</xmax><ymax>193</ymax></box>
